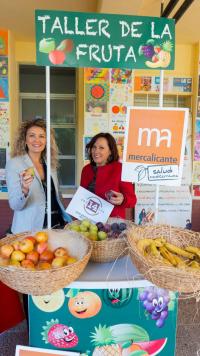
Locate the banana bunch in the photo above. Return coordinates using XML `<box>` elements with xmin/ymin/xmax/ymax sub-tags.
<box><xmin>136</xmin><ymin>237</ymin><xmax>200</xmax><ymax>270</ymax></box>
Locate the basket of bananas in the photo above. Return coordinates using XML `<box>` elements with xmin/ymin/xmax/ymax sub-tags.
<box><xmin>127</xmin><ymin>224</ymin><xmax>200</xmax><ymax>293</ymax></box>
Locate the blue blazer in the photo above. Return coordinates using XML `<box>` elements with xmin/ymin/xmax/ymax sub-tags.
<box><xmin>6</xmin><ymin>154</ymin><xmax>72</xmax><ymax>234</ymax></box>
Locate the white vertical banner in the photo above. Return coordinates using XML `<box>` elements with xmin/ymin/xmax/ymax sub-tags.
<box><xmin>46</xmin><ymin>66</ymin><xmax>51</xmax><ymax>229</ymax></box>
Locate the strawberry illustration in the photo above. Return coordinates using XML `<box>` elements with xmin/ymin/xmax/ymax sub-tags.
<box><xmin>41</xmin><ymin>319</ymin><xmax>78</xmax><ymax>348</ymax></box>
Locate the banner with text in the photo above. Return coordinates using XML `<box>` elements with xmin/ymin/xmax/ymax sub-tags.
<box><xmin>35</xmin><ymin>10</ymin><xmax>175</xmax><ymax>69</ymax></box>
<box><xmin>122</xmin><ymin>107</ymin><xmax>188</xmax><ymax>186</ymax></box>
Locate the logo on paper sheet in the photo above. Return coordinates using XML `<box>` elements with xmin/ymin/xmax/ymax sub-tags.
<box><xmin>84</xmin><ymin>197</ymin><xmax>102</xmax><ymax>216</ymax></box>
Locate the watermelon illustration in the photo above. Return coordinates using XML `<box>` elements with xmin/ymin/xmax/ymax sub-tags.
<box><xmin>41</xmin><ymin>318</ymin><xmax>78</xmax><ymax>348</ymax></box>
<box><xmin>130</xmin><ymin>338</ymin><xmax>168</xmax><ymax>356</ymax></box>
<box><xmin>103</xmin><ymin>288</ymin><xmax>133</xmax><ymax>308</ymax></box>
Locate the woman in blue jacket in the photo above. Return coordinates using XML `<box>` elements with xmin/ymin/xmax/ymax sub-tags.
<box><xmin>6</xmin><ymin>118</ymin><xmax>71</xmax><ymax>234</ymax></box>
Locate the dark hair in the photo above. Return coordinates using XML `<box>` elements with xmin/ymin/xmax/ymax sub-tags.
<box><xmin>86</xmin><ymin>132</ymin><xmax>119</xmax><ymax>165</ymax></box>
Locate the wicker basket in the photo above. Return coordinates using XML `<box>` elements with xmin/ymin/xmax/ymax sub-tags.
<box><xmin>0</xmin><ymin>229</ymin><xmax>92</xmax><ymax>296</ymax></box>
<box><xmin>127</xmin><ymin>224</ymin><xmax>200</xmax><ymax>293</ymax></box>
<box><xmin>66</xmin><ymin>218</ymin><xmax>133</xmax><ymax>263</ymax></box>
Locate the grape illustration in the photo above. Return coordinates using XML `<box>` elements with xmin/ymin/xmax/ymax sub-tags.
<box><xmin>141</xmin><ymin>45</ymin><xmax>155</xmax><ymax>58</ymax></box>
<box><xmin>139</xmin><ymin>287</ymin><xmax>170</xmax><ymax>328</ymax></box>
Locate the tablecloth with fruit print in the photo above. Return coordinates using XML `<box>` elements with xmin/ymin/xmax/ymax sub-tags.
<box><xmin>29</xmin><ymin>285</ymin><xmax>178</xmax><ymax>355</ymax></box>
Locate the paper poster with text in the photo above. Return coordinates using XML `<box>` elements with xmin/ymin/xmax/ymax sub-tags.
<box><xmin>122</xmin><ymin>107</ymin><xmax>188</xmax><ymax>186</ymax></box>
<box><xmin>15</xmin><ymin>345</ymin><xmax>79</xmax><ymax>356</ymax></box>
<box><xmin>66</xmin><ymin>186</ymin><xmax>114</xmax><ymax>223</ymax></box>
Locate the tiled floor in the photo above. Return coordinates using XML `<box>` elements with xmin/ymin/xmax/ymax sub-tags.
<box><xmin>0</xmin><ymin>298</ymin><xmax>199</xmax><ymax>356</ymax></box>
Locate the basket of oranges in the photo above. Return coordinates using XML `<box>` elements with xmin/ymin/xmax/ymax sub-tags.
<box><xmin>0</xmin><ymin>229</ymin><xmax>92</xmax><ymax>295</ymax></box>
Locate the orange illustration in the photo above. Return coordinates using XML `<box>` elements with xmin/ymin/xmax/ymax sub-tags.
<box><xmin>68</xmin><ymin>291</ymin><xmax>102</xmax><ymax>319</ymax></box>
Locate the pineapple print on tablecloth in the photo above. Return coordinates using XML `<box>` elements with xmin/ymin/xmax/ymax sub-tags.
<box><xmin>91</xmin><ymin>324</ymin><xmax>121</xmax><ymax>355</ymax></box>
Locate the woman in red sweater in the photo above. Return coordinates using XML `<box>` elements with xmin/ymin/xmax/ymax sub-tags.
<box><xmin>80</xmin><ymin>133</ymin><xmax>137</xmax><ymax>218</ymax></box>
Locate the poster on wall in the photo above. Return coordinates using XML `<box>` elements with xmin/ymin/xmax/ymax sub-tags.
<box><xmin>35</xmin><ymin>10</ymin><xmax>175</xmax><ymax>70</ymax></box>
<box><xmin>0</xmin><ymin>102</ymin><xmax>9</xmax><ymax>147</ymax></box>
<box><xmin>135</xmin><ymin>137</ymin><xmax>192</xmax><ymax>228</ymax></box>
<box><xmin>122</xmin><ymin>107</ymin><xmax>189</xmax><ymax>186</ymax></box>
<box><xmin>28</xmin><ymin>286</ymin><xmax>178</xmax><ymax>355</ymax></box>
<box><xmin>0</xmin><ymin>30</ymin><xmax>8</xmax><ymax>56</ymax></box>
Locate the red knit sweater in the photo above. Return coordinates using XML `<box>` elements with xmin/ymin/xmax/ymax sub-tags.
<box><xmin>80</xmin><ymin>161</ymin><xmax>137</xmax><ymax>218</ymax></box>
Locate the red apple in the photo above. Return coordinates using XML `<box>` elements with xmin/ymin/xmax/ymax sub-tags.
<box><xmin>36</xmin><ymin>241</ymin><xmax>48</xmax><ymax>254</ymax></box>
<box><xmin>35</xmin><ymin>231</ymin><xmax>48</xmax><ymax>243</ymax></box>
<box><xmin>11</xmin><ymin>250</ymin><xmax>25</xmax><ymax>262</ymax></box>
<box><xmin>49</xmin><ymin>50</ymin><xmax>66</xmax><ymax>65</ymax></box>
<box><xmin>21</xmin><ymin>259</ymin><xmax>35</xmax><ymax>270</ymax></box>
<box><xmin>0</xmin><ymin>244</ymin><xmax>14</xmax><ymax>258</ymax></box>
<box><xmin>19</xmin><ymin>238</ymin><xmax>34</xmax><ymax>253</ymax></box>
<box><xmin>54</xmin><ymin>247</ymin><xmax>69</xmax><ymax>258</ymax></box>
<box><xmin>26</xmin><ymin>250</ymin><xmax>39</xmax><ymax>264</ymax></box>
<box><xmin>39</xmin><ymin>250</ymin><xmax>54</xmax><ymax>263</ymax></box>
<box><xmin>12</xmin><ymin>241</ymin><xmax>21</xmax><ymax>251</ymax></box>
<box><xmin>26</xmin><ymin>236</ymin><xmax>37</xmax><ymax>245</ymax></box>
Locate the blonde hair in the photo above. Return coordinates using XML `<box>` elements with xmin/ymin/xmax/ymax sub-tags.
<box><xmin>11</xmin><ymin>119</ymin><xmax>59</xmax><ymax>169</ymax></box>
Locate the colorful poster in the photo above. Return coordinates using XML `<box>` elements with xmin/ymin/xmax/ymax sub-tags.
<box><xmin>196</xmin><ymin>119</ymin><xmax>200</xmax><ymax>140</ymax></box>
<box><xmin>173</xmin><ymin>77</ymin><xmax>192</xmax><ymax>92</ymax></box>
<box><xmin>0</xmin><ymin>56</ymin><xmax>8</xmax><ymax>76</ymax></box>
<box><xmin>135</xmin><ymin>139</ymin><xmax>192</xmax><ymax>228</ymax></box>
<box><xmin>134</xmin><ymin>76</ymin><xmax>152</xmax><ymax>91</ymax></box>
<box><xmin>122</xmin><ymin>107</ymin><xmax>189</xmax><ymax>186</ymax></box>
<box><xmin>192</xmin><ymin>161</ymin><xmax>200</xmax><ymax>184</ymax></box>
<box><xmin>0</xmin><ymin>30</ymin><xmax>8</xmax><ymax>56</ymax></box>
<box><xmin>197</xmin><ymin>97</ymin><xmax>200</xmax><ymax>117</ymax></box>
<box><xmin>85</xmin><ymin>82</ymin><xmax>109</xmax><ymax>103</ymax></box>
<box><xmin>84</xmin><ymin>68</ymin><xmax>109</xmax><ymax>83</ymax></box>
<box><xmin>0</xmin><ymin>102</ymin><xmax>9</xmax><ymax>147</ymax></box>
<box><xmin>83</xmin><ymin>136</ymin><xmax>92</xmax><ymax>160</ymax></box>
<box><xmin>111</xmin><ymin>69</ymin><xmax>133</xmax><ymax>84</ymax></box>
<box><xmin>84</xmin><ymin>113</ymin><xmax>109</xmax><ymax>136</ymax></box>
<box><xmin>29</xmin><ymin>286</ymin><xmax>178</xmax><ymax>355</ymax></box>
<box><xmin>0</xmin><ymin>77</ymin><xmax>9</xmax><ymax>101</ymax></box>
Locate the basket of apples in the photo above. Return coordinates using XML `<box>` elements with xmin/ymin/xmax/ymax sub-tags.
<box><xmin>66</xmin><ymin>217</ymin><xmax>133</xmax><ymax>263</ymax></box>
<box><xmin>0</xmin><ymin>229</ymin><xmax>92</xmax><ymax>295</ymax></box>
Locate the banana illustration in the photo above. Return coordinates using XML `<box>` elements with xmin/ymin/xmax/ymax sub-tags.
<box><xmin>137</xmin><ymin>239</ymin><xmax>152</xmax><ymax>255</ymax></box>
<box><xmin>165</xmin><ymin>243</ymin><xmax>194</xmax><ymax>259</ymax></box>
<box><xmin>159</xmin><ymin>246</ymin><xmax>177</xmax><ymax>266</ymax></box>
<box><xmin>185</xmin><ymin>246</ymin><xmax>200</xmax><ymax>259</ymax></box>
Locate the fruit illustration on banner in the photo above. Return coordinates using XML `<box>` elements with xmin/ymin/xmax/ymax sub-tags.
<box><xmin>68</xmin><ymin>290</ymin><xmax>102</xmax><ymax>319</ymax></box>
<box><xmin>103</xmin><ymin>288</ymin><xmax>133</xmax><ymax>308</ymax></box>
<box><xmin>139</xmin><ymin>287</ymin><xmax>170</xmax><ymax>328</ymax></box>
<box><xmin>90</xmin><ymin>323</ymin><xmax>149</xmax><ymax>355</ymax></box>
<box><xmin>39</xmin><ymin>37</ymin><xmax>74</xmax><ymax>65</ymax></box>
<box><xmin>41</xmin><ymin>319</ymin><xmax>78</xmax><ymax>348</ymax></box>
<box><xmin>138</xmin><ymin>39</ymin><xmax>173</xmax><ymax>68</ymax></box>
<box><xmin>32</xmin><ymin>289</ymin><xmax>65</xmax><ymax>312</ymax></box>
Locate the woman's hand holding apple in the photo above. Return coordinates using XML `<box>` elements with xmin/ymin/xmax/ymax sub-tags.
<box><xmin>20</xmin><ymin>170</ymin><xmax>34</xmax><ymax>197</ymax></box>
